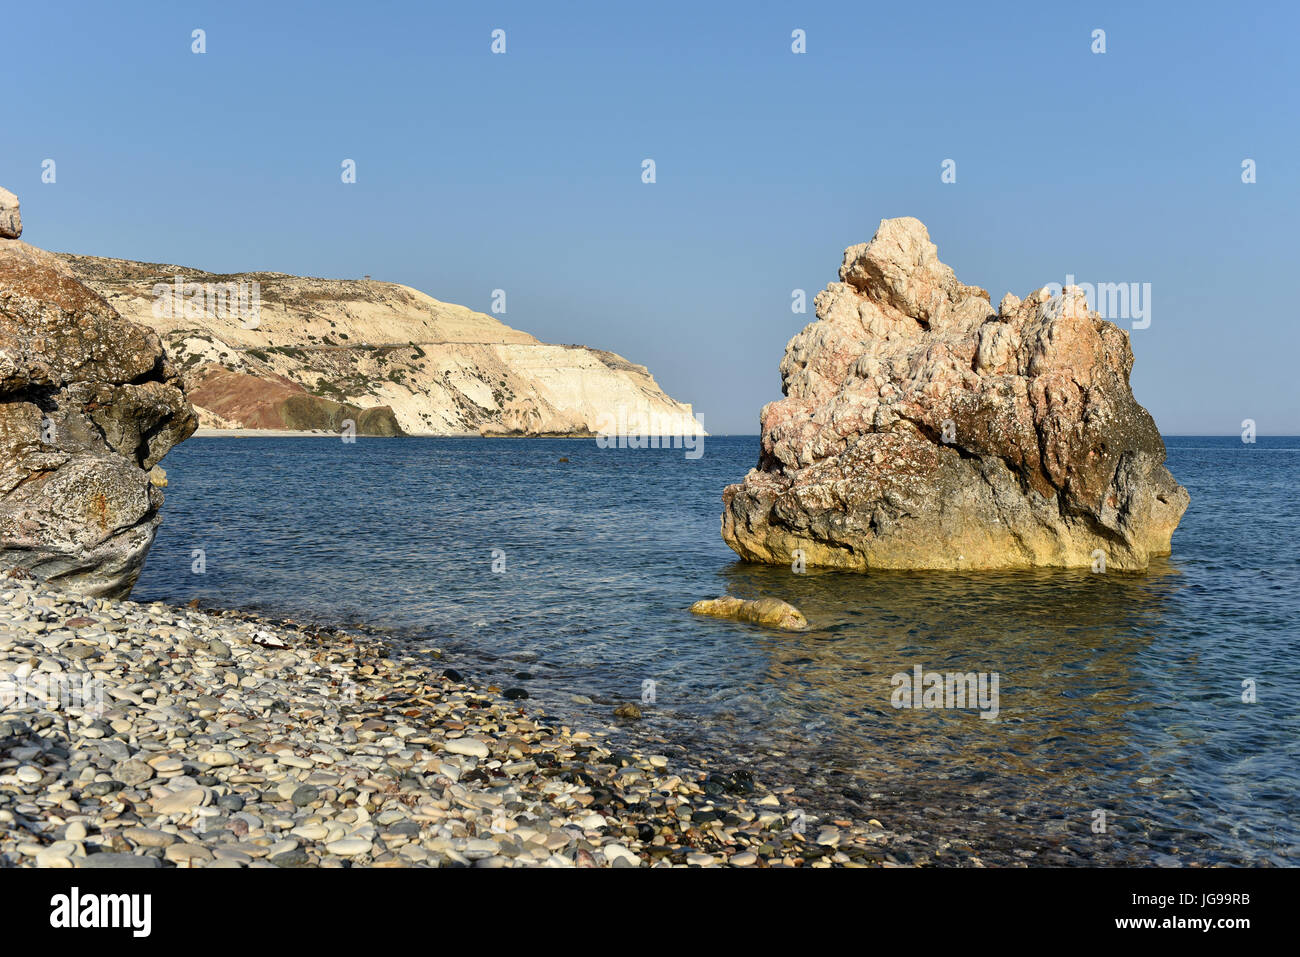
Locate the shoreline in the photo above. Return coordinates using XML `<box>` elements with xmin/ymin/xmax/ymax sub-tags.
<box><xmin>192</xmin><ymin>428</ymin><xmax>713</xmax><ymax>439</ymax></box>
<box><xmin>188</xmin><ymin>429</ymin><xmax>1293</xmax><ymax>439</ymax></box>
<box><xmin>0</xmin><ymin>575</ymin><xmax>903</xmax><ymax>868</ymax></box>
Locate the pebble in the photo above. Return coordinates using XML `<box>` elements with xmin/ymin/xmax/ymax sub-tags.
<box><xmin>77</xmin><ymin>853</ymin><xmax>161</xmax><ymax>869</ymax></box>
<box><xmin>817</xmin><ymin>828</ymin><xmax>841</xmax><ymax>847</ymax></box>
<box><xmin>603</xmin><ymin>843</ymin><xmax>640</xmax><ymax>866</ymax></box>
<box><xmin>165</xmin><ymin>844</ymin><xmax>213</xmax><ymax>865</ymax></box>
<box><xmin>36</xmin><ymin>842</ymin><xmax>78</xmax><ymax>867</ymax></box>
<box><xmin>123</xmin><ymin>828</ymin><xmax>177</xmax><ymax>848</ymax></box>
<box><xmin>113</xmin><ymin>759</ymin><xmax>155</xmax><ymax>786</ymax></box>
<box><xmin>151</xmin><ymin>787</ymin><xmax>208</xmax><ymax>815</ymax></box>
<box><xmin>0</xmin><ymin>576</ymin><xmax>909</xmax><ymax>870</ymax></box>
<box><xmin>462</xmin><ymin>839</ymin><xmax>499</xmax><ymax>860</ymax></box>
<box><xmin>442</xmin><ymin>738</ymin><xmax>490</xmax><ymax>759</ymax></box>
<box><xmin>325</xmin><ymin>838</ymin><xmax>373</xmax><ymax>857</ymax></box>
<box><xmin>271</xmin><ymin>848</ymin><xmax>310</xmax><ymax>867</ymax></box>
<box><xmin>213</xmin><ymin>847</ymin><xmax>252</xmax><ymax>865</ymax></box>
<box><xmin>200</xmin><ymin>750</ymin><xmax>239</xmax><ymax>767</ymax></box>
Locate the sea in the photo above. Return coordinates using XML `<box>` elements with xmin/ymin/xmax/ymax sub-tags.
<box><xmin>134</xmin><ymin>434</ymin><xmax>1300</xmax><ymax>866</ymax></box>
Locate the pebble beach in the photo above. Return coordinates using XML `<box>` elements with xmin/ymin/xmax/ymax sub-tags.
<box><xmin>0</xmin><ymin>573</ymin><xmax>910</xmax><ymax>868</ymax></box>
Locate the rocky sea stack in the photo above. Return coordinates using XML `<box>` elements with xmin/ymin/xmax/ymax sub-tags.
<box><xmin>722</xmin><ymin>217</ymin><xmax>1188</xmax><ymax>572</ymax></box>
<box><xmin>0</xmin><ymin>187</ymin><xmax>197</xmax><ymax>598</ymax></box>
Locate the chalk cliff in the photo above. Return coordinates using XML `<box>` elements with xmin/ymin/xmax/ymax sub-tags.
<box><xmin>58</xmin><ymin>256</ymin><xmax>702</xmax><ymax>438</ymax></box>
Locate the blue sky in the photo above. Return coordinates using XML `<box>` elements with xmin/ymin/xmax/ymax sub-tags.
<box><xmin>4</xmin><ymin>1</ymin><xmax>1296</xmax><ymax>433</ymax></box>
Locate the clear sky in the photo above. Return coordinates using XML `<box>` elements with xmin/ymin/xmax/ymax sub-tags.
<box><xmin>4</xmin><ymin>1</ymin><xmax>1295</xmax><ymax>434</ymax></box>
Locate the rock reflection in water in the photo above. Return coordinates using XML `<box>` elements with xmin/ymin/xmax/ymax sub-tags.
<box><xmin>700</xmin><ymin>559</ymin><xmax>1270</xmax><ymax>863</ymax></box>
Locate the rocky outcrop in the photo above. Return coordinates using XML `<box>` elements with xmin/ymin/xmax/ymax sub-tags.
<box><xmin>58</xmin><ymin>255</ymin><xmax>702</xmax><ymax>438</ymax></box>
<box><xmin>0</xmin><ymin>188</ymin><xmax>19</xmax><ymax>240</ymax></box>
<box><xmin>689</xmin><ymin>596</ymin><xmax>809</xmax><ymax>631</ymax></box>
<box><xmin>721</xmin><ymin>217</ymin><xmax>1188</xmax><ymax>572</ymax></box>
<box><xmin>0</xmin><ymin>191</ymin><xmax>197</xmax><ymax>597</ymax></box>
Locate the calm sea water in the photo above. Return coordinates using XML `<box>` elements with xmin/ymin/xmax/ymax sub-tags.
<box><xmin>135</xmin><ymin>435</ymin><xmax>1299</xmax><ymax>866</ymax></box>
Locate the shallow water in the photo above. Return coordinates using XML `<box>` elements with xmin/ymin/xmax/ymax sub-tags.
<box><xmin>135</xmin><ymin>434</ymin><xmax>1300</xmax><ymax>865</ymax></box>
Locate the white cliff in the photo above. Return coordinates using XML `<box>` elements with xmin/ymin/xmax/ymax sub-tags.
<box><xmin>58</xmin><ymin>255</ymin><xmax>703</xmax><ymax>437</ymax></box>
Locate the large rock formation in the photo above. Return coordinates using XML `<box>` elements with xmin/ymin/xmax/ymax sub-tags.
<box><xmin>0</xmin><ymin>191</ymin><xmax>197</xmax><ymax>597</ymax></box>
<box><xmin>721</xmin><ymin>217</ymin><xmax>1188</xmax><ymax>572</ymax></box>
<box><xmin>58</xmin><ymin>255</ymin><xmax>702</xmax><ymax>438</ymax></box>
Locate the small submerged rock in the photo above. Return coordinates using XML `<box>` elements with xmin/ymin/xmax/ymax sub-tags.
<box><xmin>690</xmin><ymin>596</ymin><xmax>809</xmax><ymax>631</ymax></box>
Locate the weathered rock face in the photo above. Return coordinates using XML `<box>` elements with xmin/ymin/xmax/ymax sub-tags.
<box><xmin>0</xmin><ymin>194</ymin><xmax>197</xmax><ymax>597</ymax></box>
<box><xmin>722</xmin><ymin>217</ymin><xmax>1188</xmax><ymax>572</ymax></box>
